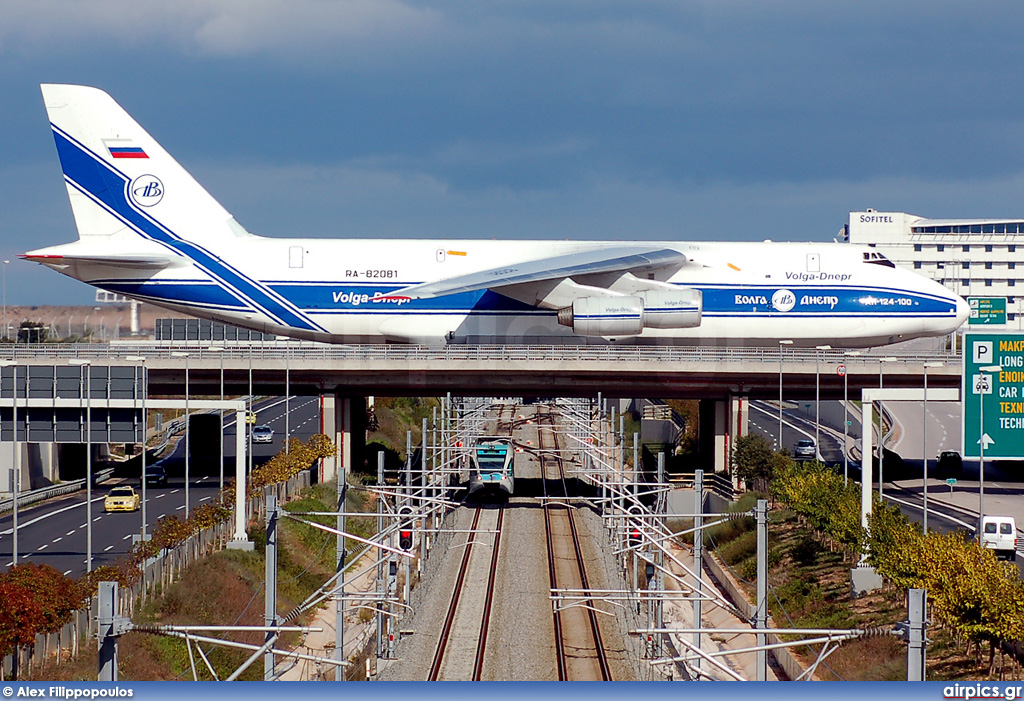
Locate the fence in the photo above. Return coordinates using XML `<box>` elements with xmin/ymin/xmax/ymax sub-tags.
<box><xmin>0</xmin><ymin>469</ymin><xmax>312</xmax><ymax>680</ymax></box>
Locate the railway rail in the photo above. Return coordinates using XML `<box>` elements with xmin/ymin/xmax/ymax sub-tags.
<box><xmin>428</xmin><ymin>505</ymin><xmax>505</xmax><ymax>680</ymax></box>
<box><xmin>537</xmin><ymin>408</ymin><xmax>611</xmax><ymax>681</ymax></box>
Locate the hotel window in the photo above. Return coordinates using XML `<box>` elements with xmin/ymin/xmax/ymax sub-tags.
<box><xmin>963</xmin><ymin>262</ymin><xmax>970</xmax><ymax>269</ymax></box>
<box><xmin>914</xmin><ymin>244</ymin><xmax>922</xmax><ymax>252</ymax></box>
<box><xmin>962</xmin><ymin>279</ymin><xmax>970</xmax><ymax>285</ymax></box>
<box><xmin>1010</xmin><ymin>280</ymin><xmax>1016</xmax><ymax>287</ymax></box>
<box><xmin>937</xmin><ymin>244</ymin><xmax>945</xmax><ymax>252</ymax></box>
<box><xmin>963</xmin><ymin>245</ymin><xmax>971</xmax><ymax>251</ymax></box>
<box><xmin>1011</xmin><ymin>245</ymin><xmax>1017</xmax><ymax>253</ymax></box>
<box><xmin>986</xmin><ymin>280</ymin><xmax>993</xmax><ymax>287</ymax></box>
<box><xmin>986</xmin><ymin>244</ymin><xmax>994</xmax><ymax>252</ymax></box>
<box><xmin>986</xmin><ymin>262</ymin><xmax>993</xmax><ymax>269</ymax></box>
<box><xmin>914</xmin><ymin>261</ymin><xmax>922</xmax><ymax>269</ymax></box>
<box><xmin>1010</xmin><ymin>262</ymin><xmax>1017</xmax><ymax>270</ymax></box>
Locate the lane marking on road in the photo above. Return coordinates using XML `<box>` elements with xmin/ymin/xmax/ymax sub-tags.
<box><xmin>122</xmin><ymin>534</ymin><xmax>133</xmax><ymax>541</ymax></box>
<box><xmin>63</xmin><ymin>569</ymin><xmax>71</xmax><ymax>576</ymax></box>
<box><xmin>884</xmin><ymin>492</ymin><xmax>974</xmax><ymax>530</ymax></box>
<box><xmin>38</xmin><ymin>543</ymin><xmax>48</xmax><ymax>550</ymax></box>
<box><xmin>104</xmin><ymin>545</ymin><xmax>113</xmax><ymax>552</ymax></box>
<box><xmin>66</xmin><ymin>530</ymin><xmax>75</xmax><ymax>536</ymax></box>
<box><xmin>52</xmin><ymin>537</ymin><xmax>62</xmax><ymax>543</ymax></box>
<box><xmin>0</xmin><ymin>496</ymin><xmax>105</xmax><ymax>537</ymax></box>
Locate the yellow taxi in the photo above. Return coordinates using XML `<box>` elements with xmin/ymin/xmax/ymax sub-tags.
<box><xmin>104</xmin><ymin>486</ymin><xmax>141</xmax><ymax>512</ymax></box>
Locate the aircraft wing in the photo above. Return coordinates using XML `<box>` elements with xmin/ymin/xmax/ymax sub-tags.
<box><xmin>392</xmin><ymin>245</ymin><xmax>688</xmax><ymax>300</ymax></box>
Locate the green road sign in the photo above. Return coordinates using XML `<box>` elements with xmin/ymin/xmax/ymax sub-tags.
<box><xmin>968</xmin><ymin>297</ymin><xmax>1007</xmax><ymax>325</ymax></box>
<box><xmin>963</xmin><ymin>332</ymin><xmax>1024</xmax><ymax>459</ymax></box>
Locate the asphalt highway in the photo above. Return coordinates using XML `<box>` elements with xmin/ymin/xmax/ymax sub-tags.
<box><xmin>0</xmin><ymin>396</ymin><xmax>321</xmax><ymax>577</ymax></box>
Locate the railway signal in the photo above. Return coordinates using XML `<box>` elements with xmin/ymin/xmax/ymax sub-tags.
<box><xmin>629</xmin><ymin>526</ymin><xmax>641</xmax><ymax>547</ymax></box>
<box><xmin>397</xmin><ymin>505</ymin><xmax>414</xmax><ymax>551</ymax></box>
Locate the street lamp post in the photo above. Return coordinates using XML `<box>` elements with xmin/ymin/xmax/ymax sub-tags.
<box><xmin>815</xmin><ymin>345</ymin><xmax>832</xmax><ymax>460</ymax></box>
<box><xmin>843</xmin><ymin>351</ymin><xmax>861</xmax><ymax>485</ymax></box>
<box><xmin>921</xmin><ymin>361</ymin><xmax>945</xmax><ymax>534</ymax></box>
<box><xmin>172</xmin><ymin>352</ymin><xmax>190</xmax><ymax>515</ymax></box>
<box><xmin>285</xmin><ymin>342</ymin><xmax>290</xmax><ymax>454</ymax></box>
<box><xmin>877</xmin><ymin>357</ymin><xmax>898</xmax><ymax>499</ymax></box>
<box><xmin>126</xmin><ymin>356</ymin><xmax>147</xmax><ymax>539</ymax></box>
<box><xmin>978</xmin><ymin>364</ymin><xmax>1002</xmax><ymax>532</ymax></box>
<box><xmin>0</xmin><ymin>360</ymin><xmax>19</xmax><ymax>564</ymax></box>
<box><xmin>205</xmin><ymin>346</ymin><xmax>226</xmax><ymax>491</ymax></box>
<box><xmin>3</xmin><ymin>259</ymin><xmax>9</xmax><ymax>343</ymax></box>
<box><xmin>778</xmin><ymin>340</ymin><xmax>793</xmax><ymax>451</ymax></box>
<box><xmin>69</xmin><ymin>359</ymin><xmax>92</xmax><ymax>571</ymax></box>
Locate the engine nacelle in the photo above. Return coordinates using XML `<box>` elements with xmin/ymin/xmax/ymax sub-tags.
<box><xmin>557</xmin><ymin>296</ymin><xmax>644</xmax><ymax>336</ymax></box>
<box><xmin>639</xmin><ymin>288</ymin><xmax>702</xmax><ymax>329</ymax></box>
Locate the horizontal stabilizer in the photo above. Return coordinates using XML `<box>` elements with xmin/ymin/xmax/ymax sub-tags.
<box><xmin>21</xmin><ymin>253</ymin><xmax>181</xmax><ymax>269</ymax></box>
<box><xmin>393</xmin><ymin>246</ymin><xmax>688</xmax><ymax>300</ymax></box>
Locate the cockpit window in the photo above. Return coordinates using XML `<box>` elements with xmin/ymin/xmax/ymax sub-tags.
<box><xmin>862</xmin><ymin>251</ymin><xmax>896</xmax><ymax>268</ymax></box>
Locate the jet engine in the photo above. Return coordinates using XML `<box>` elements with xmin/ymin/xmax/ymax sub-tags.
<box><xmin>557</xmin><ymin>289</ymin><xmax>702</xmax><ymax>336</ymax></box>
<box><xmin>557</xmin><ymin>297</ymin><xmax>644</xmax><ymax>336</ymax></box>
<box><xmin>639</xmin><ymin>288</ymin><xmax>702</xmax><ymax>329</ymax></box>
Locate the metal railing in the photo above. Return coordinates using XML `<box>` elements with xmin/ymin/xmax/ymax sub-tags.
<box><xmin>0</xmin><ymin>342</ymin><xmax>961</xmax><ymax>368</ymax></box>
<box><xmin>0</xmin><ymin>468</ymin><xmax>115</xmax><ymax>515</ymax></box>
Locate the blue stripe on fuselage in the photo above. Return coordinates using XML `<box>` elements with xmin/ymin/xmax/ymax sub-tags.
<box><xmin>51</xmin><ymin>126</ymin><xmax>323</xmax><ymax>332</ymax></box>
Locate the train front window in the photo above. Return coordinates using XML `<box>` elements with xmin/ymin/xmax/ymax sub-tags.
<box><xmin>477</xmin><ymin>448</ymin><xmax>507</xmax><ymax>470</ymax></box>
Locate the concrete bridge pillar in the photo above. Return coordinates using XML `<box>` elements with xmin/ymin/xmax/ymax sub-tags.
<box><xmin>698</xmin><ymin>394</ymin><xmax>749</xmax><ymax>474</ymax></box>
<box><xmin>321</xmin><ymin>392</ymin><xmax>367</xmax><ymax>481</ymax></box>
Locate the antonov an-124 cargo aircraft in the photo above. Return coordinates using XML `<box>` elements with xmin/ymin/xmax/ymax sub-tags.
<box><xmin>26</xmin><ymin>85</ymin><xmax>968</xmax><ymax>347</ymax></box>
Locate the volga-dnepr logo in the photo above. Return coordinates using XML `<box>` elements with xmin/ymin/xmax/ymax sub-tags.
<box><xmin>130</xmin><ymin>175</ymin><xmax>164</xmax><ymax>207</ymax></box>
<box><xmin>772</xmin><ymin>289</ymin><xmax>796</xmax><ymax>312</ymax></box>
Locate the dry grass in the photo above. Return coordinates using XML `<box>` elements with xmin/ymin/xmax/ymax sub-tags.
<box><xmin>26</xmin><ymin>485</ymin><xmax>344</xmax><ymax>681</ymax></box>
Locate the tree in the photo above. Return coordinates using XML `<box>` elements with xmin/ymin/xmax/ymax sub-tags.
<box><xmin>3</xmin><ymin>563</ymin><xmax>85</xmax><ymax>634</ymax></box>
<box><xmin>731</xmin><ymin>433</ymin><xmax>776</xmax><ymax>486</ymax></box>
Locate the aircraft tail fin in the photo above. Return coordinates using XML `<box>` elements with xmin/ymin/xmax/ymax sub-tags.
<box><xmin>40</xmin><ymin>83</ymin><xmax>250</xmax><ymax>243</ymax></box>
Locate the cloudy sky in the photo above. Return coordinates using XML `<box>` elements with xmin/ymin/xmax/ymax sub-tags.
<box><xmin>3</xmin><ymin>1</ymin><xmax>1024</xmax><ymax>304</ymax></box>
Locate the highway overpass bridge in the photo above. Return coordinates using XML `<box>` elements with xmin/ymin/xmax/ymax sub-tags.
<box><xmin>0</xmin><ymin>343</ymin><xmax>963</xmax><ymax>480</ymax></box>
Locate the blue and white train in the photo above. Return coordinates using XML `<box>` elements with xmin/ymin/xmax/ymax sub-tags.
<box><xmin>468</xmin><ymin>440</ymin><xmax>515</xmax><ymax>498</ymax></box>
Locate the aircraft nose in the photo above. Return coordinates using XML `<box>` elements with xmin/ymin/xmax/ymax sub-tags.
<box><xmin>953</xmin><ymin>294</ymin><xmax>970</xmax><ymax>328</ymax></box>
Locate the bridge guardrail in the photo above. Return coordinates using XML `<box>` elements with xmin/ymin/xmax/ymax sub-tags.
<box><xmin>0</xmin><ymin>466</ymin><xmax>116</xmax><ymax>516</ymax></box>
<box><xmin>0</xmin><ymin>342</ymin><xmax>961</xmax><ymax>367</ymax></box>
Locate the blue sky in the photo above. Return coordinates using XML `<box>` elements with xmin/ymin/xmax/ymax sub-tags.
<box><xmin>4</xmin><ymin>0</ymin><xmax>1024</xmax><ymax>304</ymax></box>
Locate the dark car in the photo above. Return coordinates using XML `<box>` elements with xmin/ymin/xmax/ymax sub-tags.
<box><xmin>935</xmin><ymin>450</ymin><xmax>962</xmax><ymax>476</ymax></box>
<box><xmin>145</xmin><ymin>463</ymin><xmax>168</xmax><ymax>487</ymax></box>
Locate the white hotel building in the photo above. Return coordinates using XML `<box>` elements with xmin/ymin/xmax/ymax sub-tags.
<box><xmin>844</xmin><ymin>210</ymin><xmax>1024</xmax><ymax>329</ymax></box>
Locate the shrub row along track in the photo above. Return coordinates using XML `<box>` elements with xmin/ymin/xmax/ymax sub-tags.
<box><xmin>428</xmin><ymin>505</ymin><xmax>505</xmax><ymax>680</ymax></box>
<box><xmin>537</xmin><ymin>408</ymin><xmax>611</xmax><ymax>681</ymax></box>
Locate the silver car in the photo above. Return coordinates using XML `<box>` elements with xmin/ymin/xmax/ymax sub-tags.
<box><xmin>793</xmin><ymin>439</ymin><xmax>816</xmax><ymax>460</ymax></box>
<box><xmin>252</xmin><ymin>424</ymin><xmax>274</xmax><ymax>444</ymax></box>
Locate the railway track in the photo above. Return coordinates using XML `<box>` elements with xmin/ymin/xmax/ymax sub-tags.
<box><xmin>428</xmin><ymin>504</ymin><xmax>505</xmax><ymax>680</ymax></box>
<box><xmin>537</xmin><ymin>407</ymin><xmax>611</xmax><ymax>681</ymax></box>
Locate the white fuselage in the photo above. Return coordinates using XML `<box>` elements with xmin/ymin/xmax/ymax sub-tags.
<box><xmin>52</xmin><ymin>237</ymin><xmax>967</xmax><ymax>347</ymax></box>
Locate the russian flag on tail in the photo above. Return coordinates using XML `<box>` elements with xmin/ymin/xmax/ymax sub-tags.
<box><xmin>103</xmin><ymin>139</ymin><xmax>148</xmax><ymax>159</ymax></box>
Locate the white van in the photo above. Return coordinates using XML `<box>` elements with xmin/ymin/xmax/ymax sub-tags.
<box><xmin>980</xmin><ymin>516</ymin><xmax>1019</xmax><ymax>560</ymax></box>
